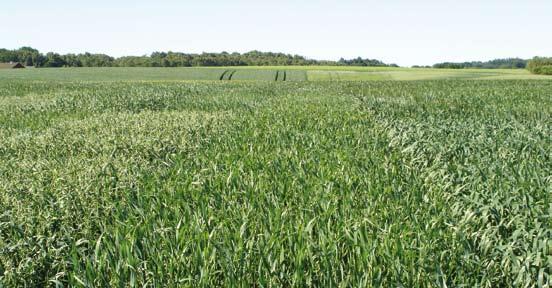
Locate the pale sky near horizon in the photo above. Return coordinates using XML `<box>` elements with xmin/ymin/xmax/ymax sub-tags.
<box><xmin>2</xmin><ymin>0</ymin><xmax>551</xmax><ymax>67</ymax></box>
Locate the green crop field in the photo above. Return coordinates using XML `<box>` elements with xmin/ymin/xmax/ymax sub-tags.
<box><xmin>0</xmin><ymin>67</ymin><xmax>310</xmax><ymax>82</ymax></box>
<box><xmin>1</xmin><ymin>66</ymin><xmax>551</xmax><ymax>82</ymax></box>
<box><xmin>0</xmin><ymin>68</ymin><xmax>551</xmax><ymax>287</ymax></box>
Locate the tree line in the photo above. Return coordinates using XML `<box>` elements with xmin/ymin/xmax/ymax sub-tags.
<box><xmin>527</xmin><ymin>57</ymin><xmax>552</xmax><ymax>75</ymax></box>
<box><xmin>0</xmin><ymin>47</ymin><xmax>398</xmax><ymax>68</ymax></box>
<box><xmin>338</xmin><ymin>57</ymin><xmax>398</xmax><ymax>67</ymax></box>
<box><xmin>431</xmin><ymin>58</ymin><xmax>528</xmax><ymax>69</ymax></box>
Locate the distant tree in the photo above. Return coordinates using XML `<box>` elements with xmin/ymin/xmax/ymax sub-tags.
<box><xmin>433</xmin><ymin>58</ymin><xmax>528</xmax><ymax>69</ymax></box>
<box><xmin>62</xmin><ymin>54</ymin><xmax>82</xmax><ymax>67</ymax></box>
<box><xmin>43</xmin><ymin>52</ymin><xmax>66</xmax><ymax>67</ymax></box>
<box><xmin>527</xmin><ymin>57</ymin><xmax>552</xmax><ymax>75</ymax></box>
<box><xmin>17</xmin><ymin>47</ymin><xmax>40</xmax><ymax>66</ymax></box>
<box><xmin>338</xmin><ymin>57</ymin><xmax>391</xmax><ymax>67</ymax></box>
<box><xmin>0</xmin><ymin>46</ymin><xmax>399</xmax><ymax>68</ymax></box>
<box><xmin>0</xmin><ymin>47</ymin><xmax>41</xmax><ymax>66</ymax></box>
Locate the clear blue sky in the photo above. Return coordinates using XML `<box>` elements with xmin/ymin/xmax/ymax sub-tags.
<box><xmin>2</xmin><ymin>0</ymin><xmax>551</xmax><ymax>66</ymax></box>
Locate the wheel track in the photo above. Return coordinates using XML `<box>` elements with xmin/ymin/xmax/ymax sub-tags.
<box><xmin>219</xmin><ymin>70</ymin><xmax>229</xmax><ymax>81</ymax></box>
<box><xmin>228</xmin><ymin>70</ymin><xmax>236</xmax><ymax>80</ymax></box>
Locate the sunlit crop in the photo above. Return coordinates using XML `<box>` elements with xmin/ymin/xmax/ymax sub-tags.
<box><xmin>1</xmin><ymin>78</ymin><xmax>550</xmax><ymax>287</ymax></box>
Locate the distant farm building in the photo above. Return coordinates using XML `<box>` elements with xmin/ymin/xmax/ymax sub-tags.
<box><xmin>0</xmin><ymin>62</ymin><xmax>25</xmax><ymax>69</ymax></box>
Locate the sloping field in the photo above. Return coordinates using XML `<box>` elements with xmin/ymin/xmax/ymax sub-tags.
<box><xmin>307</xmin><ymin>69</ymin><xmax>552</xmax><ymax>81</ymax></box>
<box><xmin>308</xmin><ymin>70</ymin><xmax>392</xmax><ymax>81</ymax></box>
<box><xmin>0</xmin><ymin>66</ymin><xmax>549</xmax><ymax>82</ymax></box>
<box><xmin>225</xmin><ymin>69</ymin><xmax>306</xmax><ymax>81</ymax></box>
<box><xmin>0</xmin><ymin>68</ymin><xmax>309</xmax><ymax>82</ymax></box>
<box><xmin>227</xmin><ymin>69</ymin><xmax>276</xmax><ymax>81</ymax></box>
<box><xmin>1</xmin><ymin>79</ymin><xmax>550</xmax><ymax>287</ymax></box>
<box><xmin>0</xmin><ymin>67</ymin><xmax>227</xmax><ymax>81</ymax></box>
